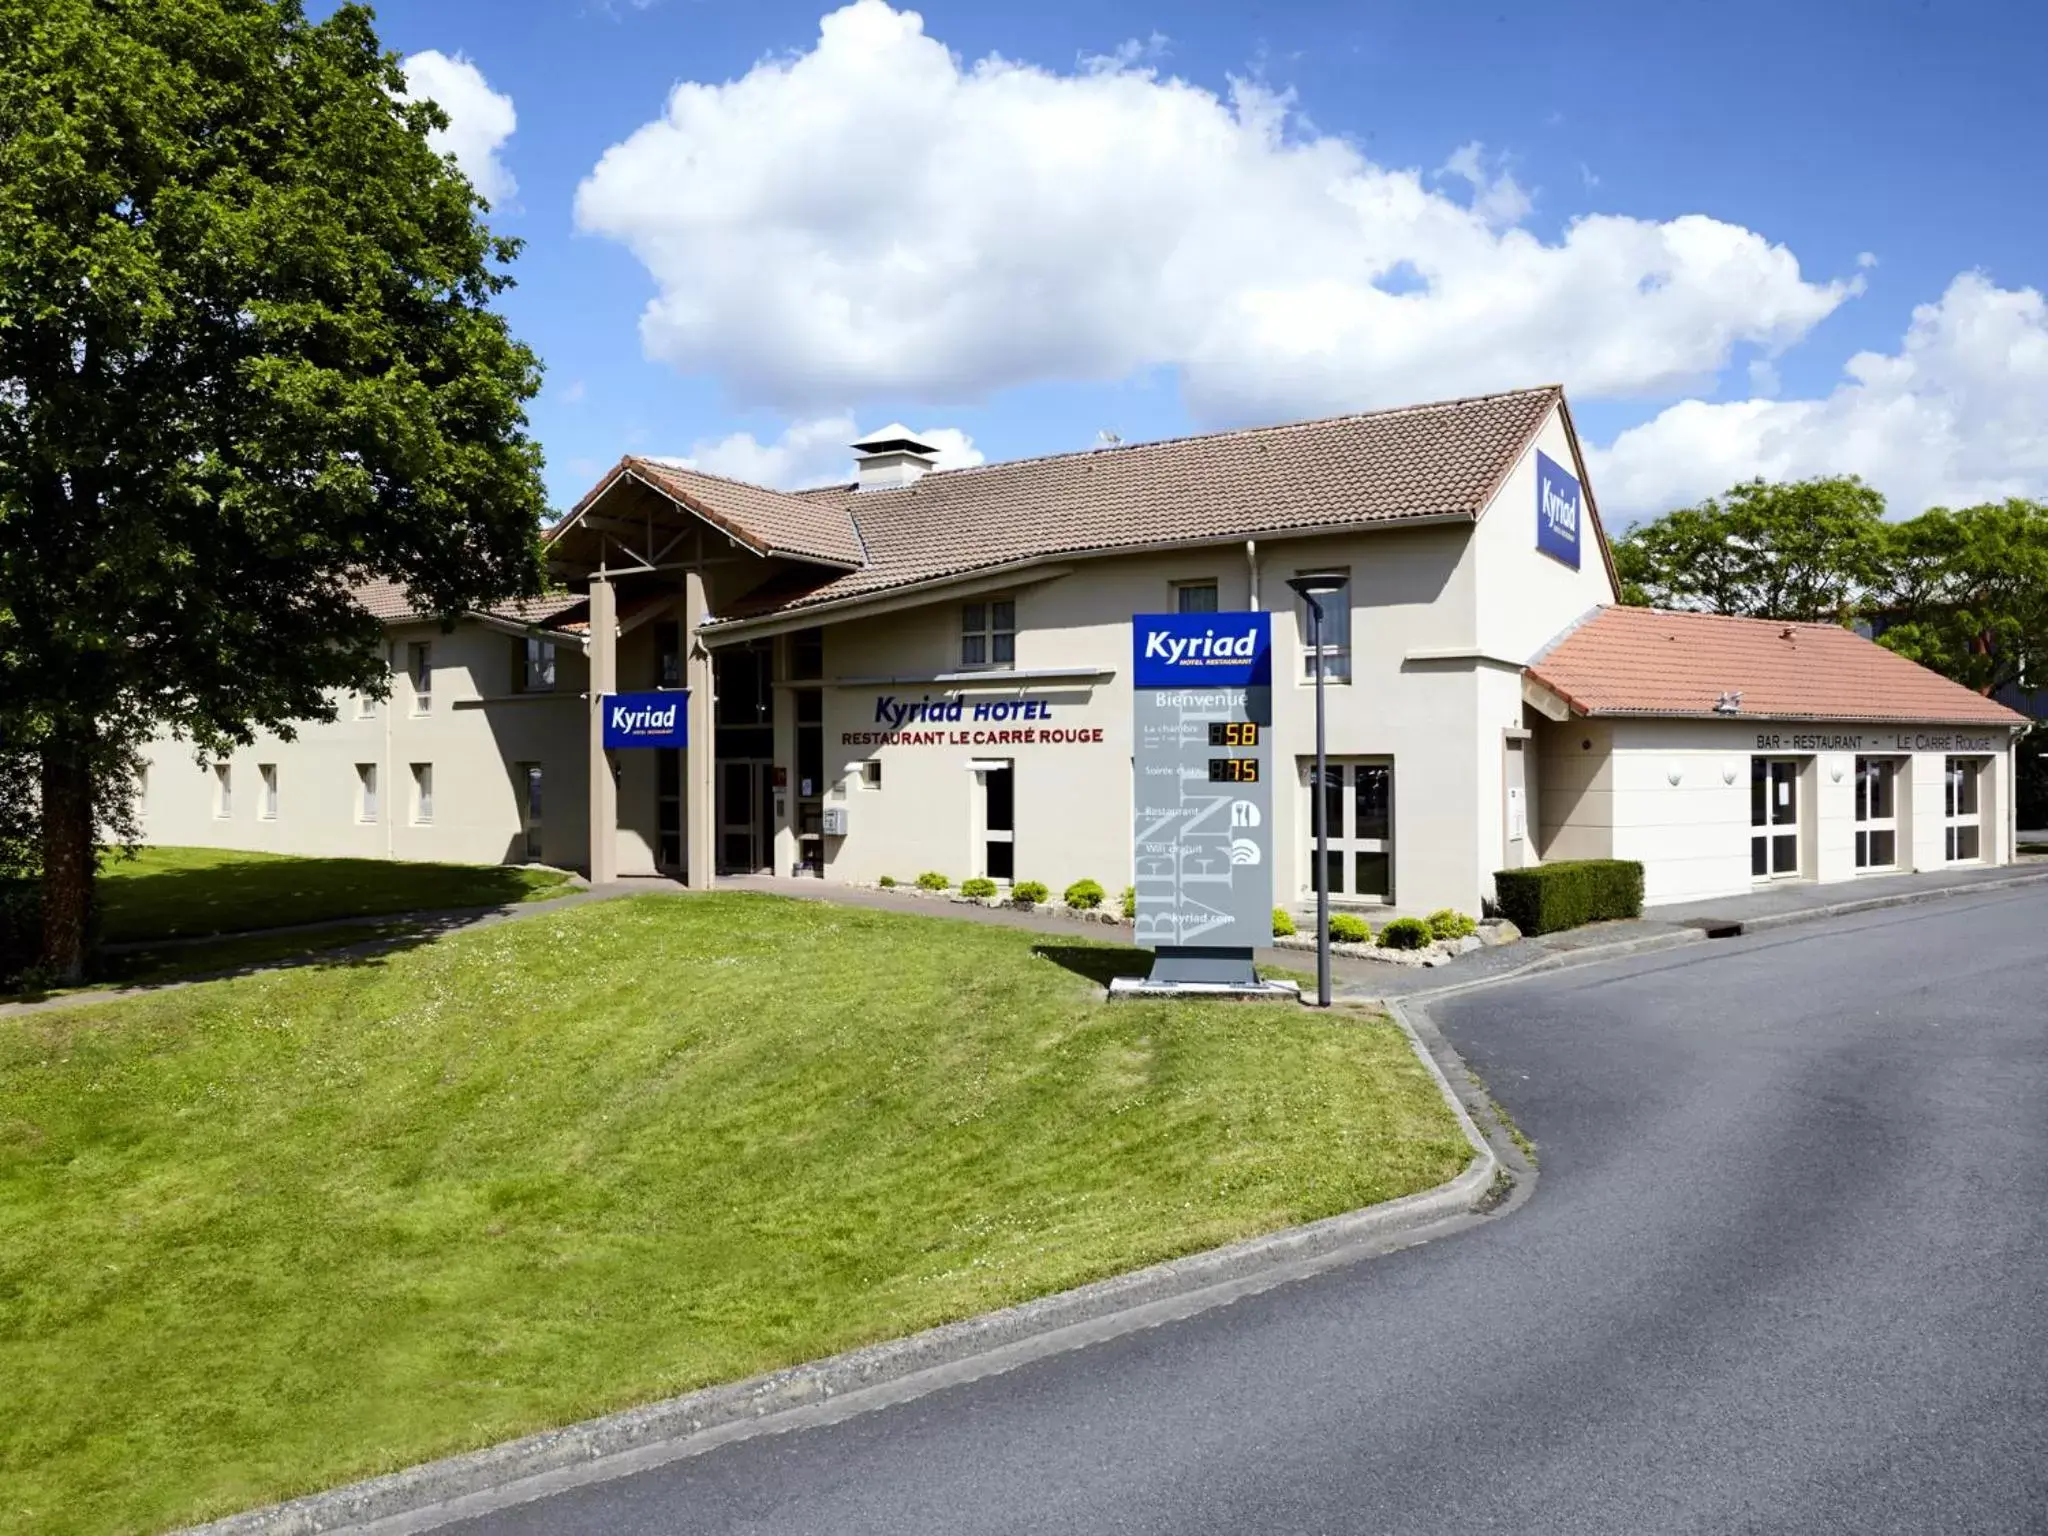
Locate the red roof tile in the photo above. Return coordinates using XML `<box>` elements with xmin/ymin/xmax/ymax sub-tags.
<box><xmin>352</xmin><ymin>578</ymin><xmax>581</xmax><ymax>627</ymax></box>
<box><xmin>1527</xmin><ymin>607</ymin><xmax>2027</xmax><ymax>727</ymax></box>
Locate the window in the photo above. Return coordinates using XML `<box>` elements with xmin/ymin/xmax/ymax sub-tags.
<box><xmin>517</xmin><ymin>763</ymin><xmax>543</xmax><ymax>861</ymax></box>
<box><xmin>1853</xmin><ymin>757</ymin><xmax>1898</xmax><ymax>870</ymax></box>
<box><xmin>861</xmin><ymin>759</ymin><xmax>882</xmax><ymax>789</ymax></box>
<box><xmin>259</xmin><ymin>763</ymin><xmax>278</xmax><ymax>820</ymax></box>
<box><xmin>790</xmin><ymin>626</ymin><xmax>824</xmax><ymax>681</ymax></box>
<box><xmin>356</xmin><ymin>689</ymin><xmax>376</xmax><ymax>719</ymax></box>
<box><xmin>411</xmin><ymin>763</ymin><xmax>434</xmax><ymax>824</ymax></box>
<box><xmin>1750</xmin><ymin>758</ymin><xmax>1800</xmax><ymax>878</ymax></box>
<box><xmin>654</xmin><ymin>621</ymin><xmax>682</xmax><ymax>688</ymax></box>
<box><xmin>1174</xmin><ymin>581</ymin><xmax>1219</xmax><ymax>614</ymax></box>
<box><xmin>1295</xmin><ymin>572</ymin><xmax>1352</xmax><ymax>683</ymax></box>
<box><xmin>1945</xmin><ymin>756</ymin><xmax>1983</xmax><ymax>862</ymax></box>
<box><xmin>514</xmin><ymin>637</ymin><xmax>556</xmax><ymax>693</ymax></box>
<box><xmin>1302</xmin><ymin>758</ymin><xmax>1392</xmax><ymax>901</ymax></box>
<box><xmin>961</xmin><ymin>599</ymin><xmax>1016</xmax><ymax>669</ymax></box>
<box><xmin>214</xmin><ymin>763</ymin><xmax>232</xmax><ymax>819</ymax></box>
<box><xmin>408</xmin><ymin>642</ymin><xmax>432</xmax><ymax>712</ymax></box>
<box><xmin>356</xmin><ymin>763</ymin><xmax>379</xmax><ymax>822</ymax></box>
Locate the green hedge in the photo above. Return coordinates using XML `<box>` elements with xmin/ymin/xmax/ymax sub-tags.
<box><xmin>1492</xmin><ymin>859</ymin><xmax>1644</xmax><ymax>935</ymax></box>
<box><xmin>1063</xmin><ymin>878</ymin><xmax>1105</xmax><ymax>910</ymax></box>
<box><xmin>1378</xmin><ymin>916</ymin><xmax>1431</xmax><ymax>950</ymax></box>
<box><xmin>1327</xmin><ymin>913</ymin><xmax>1371</xmax><ymax>944</ymax></box>
<box><xmin>959</xmin><ymin>877</ymin><xmax>998</xmax><ymax>899</ymax></box>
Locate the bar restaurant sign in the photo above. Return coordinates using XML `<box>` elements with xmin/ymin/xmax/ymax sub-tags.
<box><xmin>601</xmin><ymin>691</ymin><xmax>688</xmax><ymax>748</ymax></box>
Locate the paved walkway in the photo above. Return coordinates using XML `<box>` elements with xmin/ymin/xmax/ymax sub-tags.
<box><xmin>10</xmin><ymin>860</ymin><xmax>2044</xmax><ymax>1020</ymax></box>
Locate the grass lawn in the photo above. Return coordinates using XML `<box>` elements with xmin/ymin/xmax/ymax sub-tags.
<box><xmin>97</xmin><ymin>845</ymin><xmax>574</xmax><ymax>942</ymax></box>
<box><xmin>0</xmin><ymin>894</ymin><xmax>1471</xmax><ymax>1535</ymax></box>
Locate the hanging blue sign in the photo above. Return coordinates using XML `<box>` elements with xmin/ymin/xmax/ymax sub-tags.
<box><xmin>1535</xmin><ymin>450</ymin><xmax>1583</xmax><ymax>569</ymax></box>
<box><xmin>1132</xmin><ymin>611</ymin><xmax>1273</xmax><ymax>689</ymax></box>
<box><xmin>601</xmin><ymin>691</ymin><xmax>688</xmax><ymax>748</ymax></box>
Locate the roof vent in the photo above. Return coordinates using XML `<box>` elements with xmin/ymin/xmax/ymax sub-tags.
<box><xmin>1714</xmin><ymin>690</ymin><xmax>1744</xmax><ymax>715</ymax></box>
<box><xmin>851</xmin><ymin>423</ymin><xmax>940</xmax><ymax>492</ymax></box>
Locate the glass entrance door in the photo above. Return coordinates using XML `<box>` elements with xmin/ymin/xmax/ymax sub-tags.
<box><xmin>976</xmin><ymin>762</ymin><xmax>1014</xmax><ymax>880</ymax></box>
<box><xmin>1304</xmin><ymin>759</ymin><xmax>1393</xmax><ymax>902</ymax></box>
<box><xmin>1854</xmin><ymin>756</ymin><xmax>1899</xmax><ymax>871</ymax></box>
<box><xmin>717</xmin><ymin>760</ymin><xmax>772</xmax><ymax>874</ymax></box>
<box><xmin>1750</xmin><ymin>757</ymin><xmax>1800</xmax><ymax>878</ymax></box>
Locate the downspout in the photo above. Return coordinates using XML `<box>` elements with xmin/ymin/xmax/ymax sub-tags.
<box><xmin>384</xmin><ymin>637</ymin><xmax>396</xmax><ymax>861</ymax></box>
<box><xmin>1246</xmin><ymin>539</ymin><xmax>1259</xmax><ymax>610</ymax></box>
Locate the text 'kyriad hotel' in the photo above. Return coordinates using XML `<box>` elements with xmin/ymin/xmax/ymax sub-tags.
<box><xmin>141</xmin><ymin>386</ymin><xmax>2028</xmax><ymax>915</ymax></box>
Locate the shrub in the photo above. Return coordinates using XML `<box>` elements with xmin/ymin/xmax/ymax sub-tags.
<box><xmin>1120</xmin><ymin>885</ymin><xmax>1137</xmax><ymax>920</ymax></box>
<box><xmin>1378</xmin><ymin>916</ymin><xmax>1431</xmax><ymax>950</ymax></box>
<box><xmin>915</xmin><ymin>871</ymin><xmax>950</xmax><ymax>891</ymax></box>
<box><xmin>1271</xmin><ymin>906</ymin><xmax>1296</xmax><ymax>938</ymax></box>
<box><xmin>877</xmin><ymin>874</ymin><xmax>897</xmax><ymax>888</ymax></box>
<box><xmin>1492</xmin><ymin>859</ymin><xmax>1644</xmax><ymax>936</ymax></box>
<box><xmin>1327</xmin><ymin>913</ymin><xmax>1372</xmax><ymax>945</ymax></box>
<box><xmin>1012</xmin><ymin>880</ymin><xmax>1049</xmax><ymax>906</ymax></box>
<box><xmin>1426</xmin><ymin>908</ymin><xmax>1477</xmax><ymax>942</ymax></box>
<box><xmin>960</xmin><ymin>876</ymin><xmax>997</xmax><ymax>899</ymax></box>
<box><xmin>1063</xmin><ymin>878</ymin><xmax>1105</xmax><ymax>909</ymax></box>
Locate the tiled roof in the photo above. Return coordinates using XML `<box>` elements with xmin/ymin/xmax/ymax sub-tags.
<box><xmin>352</xmin><ymin>578</ymin><xmax>582</xmax><ymax>627</ymax></box>
<box><xmin>555</xmin><ymin>458</ymin><xmax>867</xmax><ymax>568</ymax></box>
<box><xmin>1527</xmin><ymin>606</ymin><xmax>2028</xmax><ymax>727</ymax></box>
<box><xmin>704</xmin><ymin>385</ymin><xmax>1565</xmax><ymax>622</ymax></box>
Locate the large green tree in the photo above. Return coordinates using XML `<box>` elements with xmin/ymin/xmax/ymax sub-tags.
<box><xmin>1874</xmin><ymin>499</ymin><xmax>2048</xmax><ymax>696</ymax></box>
<box><xmin>0</xmin><ymin>0</ymin><xmax>548</xmax><ymax>979</ymax></box>
<box><xmin>1613</xmin><ymin>476</ymin><xmax>1891</xmax><ymax>621</ymax></box>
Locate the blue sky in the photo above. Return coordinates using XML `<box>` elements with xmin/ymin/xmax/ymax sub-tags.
<box><xmin>366</xmin><ymin>0</ymin><xmax>2048</xmax><ymax>522</ymax></box>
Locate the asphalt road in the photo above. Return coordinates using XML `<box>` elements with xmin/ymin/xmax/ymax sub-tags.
<box><xmin>448</xmin><ymin>887</ymin><xmax>2048</xmax><ymax>1535</ymax></box>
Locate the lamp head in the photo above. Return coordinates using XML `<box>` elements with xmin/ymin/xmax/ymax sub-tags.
<box><xmin>1287</xmin><ymin>573</ymin><xmax>1346</xmax><ymax>601</ymax></box>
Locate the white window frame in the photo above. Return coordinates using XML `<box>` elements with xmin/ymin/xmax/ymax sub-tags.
<box><xmin>518</xmin><ymin>638</ymin><xmax>557</xmax><ymax>693</ymax></box>
<box><xmin>860</xmin><ymin>759</ymin><xmax>882</xmax><ymax>789</ymax></box>
<box><xmin>357</xmin><ymin>762</ymin><xmax>379</xmax><ymax>823</ymax></box>
<box><xmin>408</xmin><ymin>642</ymin><xmax>432</xmax><ymax>713</ymax></box>
<box><xmin>1944</xmin><ymin>755</ymin><xmax>1983</xmax><ymax>863</ymax></box>
<box><xmin>259</xmin><ymin>763</ymin><xmax>278</xmax><ymax>821</ymax></box>
<box><xmin>356</xmin><ymin>689</ymin><xmax>376</xmax><ymax>719</ymax></box>
<box><xmin>411</xmin><ymin>762</ymin><xmax>434</xmax><ymax>824</ymax></box>
<box><xmin>214</xmin><ymin>763</ymin><xmax>232</xmax><ymax>819</ymax></box>
<box><xmin>960</xmin><ymin>598</ymin><xmax>1016</xmax><ymax>671</ymax></box>
<box><xmin>1293</xmin><ymin>570</ymin><xmax>1352</xmax><ymax>684</ymax></box>
<box><xmin>1750</xmin><ymin>756</ymin><xmax>1802</xmax><ymax>880</ymax></box>
<box><xmin>1852</xmin><ymin>756</ymin><xmax>1899</xmax><ymax>872</ymax></box>
<box><xmin>1172</xmin><ymin>579</ymin><xmax>1220</xmax><ymax>614</ymax></box>
<box><xmin>1300</xmin><ymin>756</ymin><xmax>1393</xmax><ymax>904</ymax></box>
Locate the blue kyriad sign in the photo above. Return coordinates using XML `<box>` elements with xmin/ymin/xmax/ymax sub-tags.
<box><xmin>1132</xmin><ymin>612</ymin><xmax>1274</xmax><ymax>689</ymax></box>
<box><xmin>1535</xmin><ymin>449</ymin><xmax>1583</xmax><ymax>569</ymax></box>
<box><xmin>601</xmin><ymin>691</ymin><xmax>688</xmax><ymax>749</ymax></box>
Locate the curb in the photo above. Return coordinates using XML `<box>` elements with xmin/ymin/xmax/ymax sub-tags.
<box><xmin>187</xmin><ymin>1006</ymin><xmax>1501</xmax><ymax>1536</ymax></box>
<box><xmin>1388</xmin><ymin>866</ymin><xmax>2048</xmax><ymax>1004</ymax></box>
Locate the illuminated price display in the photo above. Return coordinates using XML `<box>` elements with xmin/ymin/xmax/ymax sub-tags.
<box><xmin>1208</xmin><ymin>721</ymin><xmax>1260</xmax><ymax>747</ymax></box>
<box><xmin>1207</xmin><ymin>757</ymin><xmax>1260</xmax><ymax>783</ymax></box>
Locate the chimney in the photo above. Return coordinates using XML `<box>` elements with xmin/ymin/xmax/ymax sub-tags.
<box><xmin>851</xmin><ymin>424</ymin><xmax>940</xmax><ymax>492</ymax></box>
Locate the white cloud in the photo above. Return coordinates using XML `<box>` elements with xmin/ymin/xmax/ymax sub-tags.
<box><xmin>573</xmin><ymin>0</ymin><xmax>1857</xmax><ymax>418</ymax></box>
<box><xmin>1590</xmin><ymin>272</ymin><xmax>2048</xmax><ymax>519</ymax></box>
<box><xmin>401</xmin><ymin>51</ymin><xmax>518</xmax><ymax>206</ymax></box>
<box><xmin>670</xmin><ymin>414</ymin><xmax>983</xmax><ymax>488</ymax></box>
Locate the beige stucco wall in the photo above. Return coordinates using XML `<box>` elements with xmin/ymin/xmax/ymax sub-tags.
<box><xmin>140</xmin><ymin>621</ymin><xmax>591</xmax><ymax>869</ymax></box>
<box><xmin>1575</xmin><ymin>718</ymin><xmax>2018</xmax><ymax>906</ymax></box>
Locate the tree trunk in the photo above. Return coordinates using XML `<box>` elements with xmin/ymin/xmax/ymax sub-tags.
<box><xmin>39</xmin><ymin>736</ymin><xmax>96</xmax><ymax>984</ymax></box>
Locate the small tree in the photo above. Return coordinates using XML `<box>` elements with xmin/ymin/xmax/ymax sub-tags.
<box><xmin>0</xmin><ymin>0</ymin><xmax>549</xmax><ymax>979</ymax></box>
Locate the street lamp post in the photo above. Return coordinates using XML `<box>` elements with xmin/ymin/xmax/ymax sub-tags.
<box><xmin>1287</xmin><ymin>574</ymin><xmax>1346</xmax><ymax>1009</ymax></box>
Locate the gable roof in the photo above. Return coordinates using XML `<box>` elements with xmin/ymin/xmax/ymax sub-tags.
<box><xmin>1526</xmin><ymin>606</ymin><xmax>2028</xmax><ymax>727</ymax></box>
<box><xmin>702</xmin><ymin>384</ymin><xmax>1565</xmax><ymax>624</ymax></box>
<box><xmin>551</xmin><ymin>458</ymin><xmax>867</xmax><ymax>569</ymax></box>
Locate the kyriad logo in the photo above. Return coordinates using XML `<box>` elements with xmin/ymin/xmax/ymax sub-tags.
<box><xmin>1131</xmin><ymin>611</ymin><xmax>1272</xmax><ymax>688</ymax></box>
<box><xmin>1535</xmin><ymin>450</ymin><xmax>1583</xmax><ymax>569</ymax></box>
<box><xmin>1140</xmin><ymin>627</ymin><xmax>1261</xmax><ymax>665</ymax></box>
<box><xmin>601</xmin><ymin>690</ymin><xmax>689</xmax><ymax>748</ymax></box>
